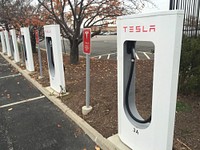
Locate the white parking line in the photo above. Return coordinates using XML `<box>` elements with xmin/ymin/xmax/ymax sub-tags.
<box><xmin>0</xmin><ymin>95</ymin><xmax>45</xmax><ymax>109</ymax></box>
<box><xmin>143</xmin><ymin>52</ymin><xmax>150</xmax><ymax>60</ymax></box>
<box><xmin>93</xmin><ymin>52</ymin><xmax>117</xmax><ymax>58</ymax></box>
<box><xmin>92</xmin><ymin>51</ymin><xmax>153</xmax><ymax>60</ymax></box>
<box><xmin>107</xmin><ymin>54</ymin><xmax>110</xmax><ymax>59</ymax></box>
<box><xmin>0</xmin><ymin>63</ymin><xmax>9</xmax><ymax>66</ymax></box>
<box><xmin>0</xmin><ymin>73</ymin><xmax>21</xmax><ymax>80</ymax></box>
<box><xmin>135</xmin><ymin>53</ymin><xmax>140</xmax><ymax>60</ymax></box>
<box><xmin>137</xmin><ymin>51</ymin><xmax>152</xmax><ymax>54</ymax></box>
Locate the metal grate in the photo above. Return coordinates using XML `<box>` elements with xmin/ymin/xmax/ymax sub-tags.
<box><xmin>170</xmin><ymin>0</ymin><xmax>200</xmax><ymax>37</ymax></box>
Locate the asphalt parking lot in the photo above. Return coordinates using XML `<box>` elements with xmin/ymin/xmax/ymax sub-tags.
<box><xmin>40</xmin><ymin>35</ymin><xmax>154</xmax><ymax>60</ymax></box>
<box><xmin>0</xmin><ymin>55</ymin><xmax>95</xmax><ymax>150</ymax></box>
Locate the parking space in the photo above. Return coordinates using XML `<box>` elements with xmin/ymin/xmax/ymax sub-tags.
<box><xmin>92</xmin><ymin>51</ymin><xmax>154</xmax><ymax>60</ymax></box>
<box><xmin>0</xmin><ymin>75</ymin><xmax>42</xmax><ymax>106</ymax></box>
<box><xmin>136</xmin><ymin>51</ymin><xmax>154</xmax><ymax>60</ymax></box>
<box><xmin>0</xmin><ymin>99</ymin><xmax>95</xmax><ymax>150</ymax></box>
<box><xmin>0</xmin><ymin>60</ymin><xmax>18</xmax><ymax>78</ymax></box>
<box><xmin>0</xmin><ymin>55</ymin><xmax>95</xmax><ymax>150</ymax></box>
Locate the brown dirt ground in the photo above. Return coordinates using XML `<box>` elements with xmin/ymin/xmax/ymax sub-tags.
<box><xmin>20</xmin><ymin>51</ymin><xmax>199</xmax><ymax>150</ymax></box>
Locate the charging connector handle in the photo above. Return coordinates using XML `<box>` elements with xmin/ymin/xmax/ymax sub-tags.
<box><xmin>125</xmin><ymin>41</ymin><xmax>151</xmax><ymax>124</ymax></box>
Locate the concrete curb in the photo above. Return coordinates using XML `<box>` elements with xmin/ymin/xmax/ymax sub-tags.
<box><xmin>0</xmin><ymin>52</ymin><xmax>118</xmax><ymax>150</ymax></box>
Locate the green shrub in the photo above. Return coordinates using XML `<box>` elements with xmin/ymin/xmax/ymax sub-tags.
<box><xmin>179</xmin><ymin>36</ymin><xmax>200</xmax><ymax>95</ymax></box>
<box><xmin>176</xmin><ymin>101</ymin><xmax>191</xmax><ymax>112</ymax></box>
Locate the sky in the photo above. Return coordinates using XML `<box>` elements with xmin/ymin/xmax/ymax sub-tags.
<box><xmin>31</xmin><ymin>0</ymin><xmax>38</xmax><ymax>5</ymax></box>
<box><xmin>142</xmin><ymin>0</ymin><xmax>170</xmax><ymax>13</ymax></box>
<box><xmin>31</xmin><ymin>0</ymin><xmax>170</xmax><ymax>12</ymax></box>
<box><xmin>31</xmin><ymin>0</ymin><xmax>170</xmax><ymax>25</ymax></box>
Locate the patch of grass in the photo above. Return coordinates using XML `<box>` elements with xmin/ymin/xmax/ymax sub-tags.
<box><xmin>176</xmin><ymin>101</ymin><xmax>191</xmax><ymax>112</ymax></box>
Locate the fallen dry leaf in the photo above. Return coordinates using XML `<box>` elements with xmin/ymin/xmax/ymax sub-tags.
<box><xmin>95</xmin><ymin>145</ymin><xmax>100</xmax><ymax>150</ymax></box>
<box><xmin>7</xmin><ymin>94</ymin><xmax>10</xmax><ymax>98</ymax></box>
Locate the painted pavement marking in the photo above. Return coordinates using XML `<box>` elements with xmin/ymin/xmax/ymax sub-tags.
<box><xmin>0</xmin><ymin>63</ymin><xmax>10</xmax><ymax>66</ymax></box>
<box><xmin>143</xmin><ymin>52</ymin><xmax>151</xmax><ymax>60</ymax></box>
<box><xmin>135</xmin><ymin>53</ymin><xmax>139</xmax><ymax>60</ymax></box>
<box><xmin>0</xmin><ymin>95</ymin><xmax>45</xmax><ymax>109</ymax></box>
<box><xmin>0</xmin><ymin>73</ymin><xmax>21</xmax><ymax>80</ymax></box>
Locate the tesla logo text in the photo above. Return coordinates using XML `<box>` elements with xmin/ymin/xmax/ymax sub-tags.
<box><xmin>83</xmin><ymin>28</ymin><xmax>91</xmax><ymax>54</ymax></box>
<box><xmin>85</xmin><ymin>31</ymin><xmax>89</xmax><ymax>39</ymax></box>
<box><xmin>45</xmin><ymin>30</ymin><xmax>51</xmax><ymax>33</ymax></box>
<box><xmin>123</xmin><ymin>25</ymin><xmax>156</xmax><ymax>33</ymax></box>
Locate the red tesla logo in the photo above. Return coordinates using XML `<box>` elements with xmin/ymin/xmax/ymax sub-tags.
<box><xmin>44</xmin><ymin>30</ymin><xmax>51</xmax><ymax>33</ymax></box>
<box><xmin>83</xmin><ymin>28</ymin><xmax>91</xmax><ymax>54</ymax></box>
<box><xmin>123</xmin><ymin>25</ymin><xmax>156</xmax><ymax>33</ymax></box>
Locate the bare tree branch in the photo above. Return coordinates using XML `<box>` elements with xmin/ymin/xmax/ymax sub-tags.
<box><xmin>36</xmin><ymin>0</ymin><xmax>155</xmax><ymax>64</ymax></box>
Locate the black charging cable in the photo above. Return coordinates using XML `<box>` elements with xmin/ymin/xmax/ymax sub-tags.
<box><xmin>125</xmin><ymin>41</ymin><xmax>151</xmax><ymax>124</ymax></box>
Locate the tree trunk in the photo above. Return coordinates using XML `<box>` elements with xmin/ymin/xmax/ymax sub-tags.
<box><xmin>70</xmin><ymin>39</ymin><xmax>79</xmax><ymax>64</ymax></box>
<box><xmin>30</xmin><ymin>30</ymin><xmax>37</xmax><ymax>53</ymax></box>
<box><xmin>5</xmin><ymin>23</ymin><xmax>9</xmax><ymax>31</ymax></box>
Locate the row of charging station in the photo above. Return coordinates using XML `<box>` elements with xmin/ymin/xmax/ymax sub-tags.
<box><xmin>0</xmin><ymin>10</ymin><xmax>184</xmax><ymax>150</ymax></box>
<box><xmin>0</xmin><ymin>25</ymin><xmax>66</xmax><ymax>94</ymax></box>
<box><xmin>0</xmin><ymin>28</ymin><xmax>34</xmax><ymax>70</ymax></box>
<box><xmin>0</xmin><ymin>29</ymin><xmax>20</xmax><ymax>63</ymax></box>
<box><xmin>0</xmin><ymin>28</ymin><xmax>34</xmax><ymax>71</ymax></box>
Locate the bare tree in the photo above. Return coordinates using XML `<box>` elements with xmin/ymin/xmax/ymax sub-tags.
<box><xmin>0</xmin><ymin>0</ymin><xmax>50</xmax><ymax>52</ymax></box>
<box><xmin>122</xmin><ymin>0</ymin><xmax>157</xmax><ymax>14</ymax></box>
<box><xmin>0</xmin><ymin>0</ymin><xmax>15</xmax><ymax>30</ymax></box>
<box><xmin>37</xmin><ymin>0</ymin><xmax>154</xmax><ymax>64</ymax></box>
<box><xmin>0</xmin><ymin>0</ymin><xmax>36</xmax><ymax>30</ymax></box>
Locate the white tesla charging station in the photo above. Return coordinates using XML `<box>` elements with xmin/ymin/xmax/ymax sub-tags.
<box><xmin>10</xmin><ymin>29</ymin><xmax>20</xmax><ymax>63</ymax></box>
<box><xmin>117</xmin><ymin>10</ymin><xmax>184</xmax><ymax>150</ymax></box>
<box><xmin>20</xmin><ymin>27</ymin><xmax>34</xmax><ymax>72</ymax></box>
<box><xmin>4</xmin><ymin>30</ymin><xmax>12</xmax><ymax>57</ymax></box>
<box><xmin>44</xmin><ymin>24</ymin><xmax>66</xmax><ymax>93</ymax></box>
<box><xmin>0</xmin><ymin>32</ymin><xmax>6</xmax><ymax>54</ymax></box>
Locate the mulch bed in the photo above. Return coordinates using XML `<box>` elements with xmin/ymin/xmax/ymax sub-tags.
<box><xmin>19</xmin><ymin>50</ymin><xmax>199</xmax><ymax>150</ymax></box>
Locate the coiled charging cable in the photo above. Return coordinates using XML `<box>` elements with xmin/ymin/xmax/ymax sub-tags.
<box><xmin>125</xmin><ymin>42</ymin><xmax>151</xmax><ymax>124</ymax></box>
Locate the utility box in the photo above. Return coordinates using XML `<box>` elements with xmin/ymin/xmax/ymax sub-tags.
<box><xmin>10</xmin><ymin>29</ymin><xmax>20</xmax><ymax>63</ymax></box>
<box><xmin>4</xmin><ymin>30</ymin><xmax>12</xmax><ymax>57</ymax></box>
<box><xmin>117</xmin><ymin>10</ymin><xmax>184</xmax><ymax>150</ymax></box>
<box><xmin>44</xmin><ymin>24</ymin><xmax>66</xmax><ymax>93</ymax></box>
<box><xmin>0</xmin><ymin>32</ymin><xmax>7</xmax><ymax>54</ymax></box>
<box><xmin>20</xmin><ymin>27</ymin><xmax>34</xmax><ymax>72</ymax></box>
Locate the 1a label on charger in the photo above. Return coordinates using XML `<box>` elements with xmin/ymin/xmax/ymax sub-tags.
<box><xmin>133</xmin><ymin>127</ymin><xmax>139</xmax><ymax>135</ymax></box>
